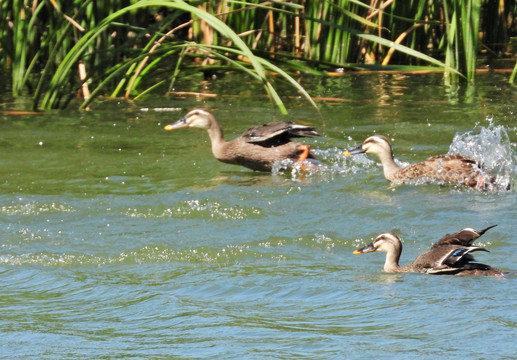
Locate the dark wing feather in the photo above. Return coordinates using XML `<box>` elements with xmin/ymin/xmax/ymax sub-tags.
<box><xmin>431</xmin><ymin>224</ymin><xmax>497</xmax><ymax>248</ymax></box>
<box><xmin>242</xmin><ymin>122</ymin><xmax>319</xmax><ymax>144</ymax></box>
<box><xmin>421</xmin><ymin>245</ymin><xmax>490</xmax><ymax>275</ymax></box>
<box><xmin>442</xmin><ymin>247</ymin><xmax>489</xmax><ymax>267</ymax></box>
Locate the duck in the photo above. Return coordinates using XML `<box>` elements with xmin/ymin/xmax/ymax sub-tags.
<box><xmin>353</xmin><ymin>225</ymin><xmax>505</xmax><ymax>278</ymax></box>
<box><xmin>343</xmin><ymin>135</ymin><xmax>499</xmax><ymax>190</ymax></box>
<box><xmin>164</xmin><ymin>109</ymin><xmax>319</xmax><ymax>172</ymax></box>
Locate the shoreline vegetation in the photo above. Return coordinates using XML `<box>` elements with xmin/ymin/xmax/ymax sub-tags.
<box><xmin>1</xmin><ymin>0</ymin><xmax>516</xmax><ymax>112</ymax></box>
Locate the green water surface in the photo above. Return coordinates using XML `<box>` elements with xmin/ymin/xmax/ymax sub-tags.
<box><xmin>1</xmin><ymin>73</ymin><xmax>516</xmax><ymax>359</ymax></box>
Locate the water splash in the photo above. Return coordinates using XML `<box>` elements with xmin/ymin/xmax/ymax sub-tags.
<box><xmin>448</xmin><ymin>119</ymin><xmax>516</xmax><ymax>191</ymax></box>
<box><xmin>270</xmin><ymin>147</ymin><xmax>375</xmax><ymax>179</ymax></box>
<box><xmin>314</xmin><ymin>147</ymin><xmax>376</xmax><ymax>174</ymax></box>
<box><xmin>326</xmin><ymin>122</ymin><xmax>515</xmax><ymax>191</ymax></box>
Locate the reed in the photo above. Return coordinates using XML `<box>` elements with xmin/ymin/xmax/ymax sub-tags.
<box><xmin>441</xmin><ymin>0</ymin><xmax>482</xmax><ymax>80</ymax></box>
<box><xmin>511</xmin><ymin>61</ymin><xmax>517</xmax><ymax>84</ymax></box>
<box><xmin>0</xmin><ymin>0</ymin><xmax>515</xmax><ymax>111</ymax></box>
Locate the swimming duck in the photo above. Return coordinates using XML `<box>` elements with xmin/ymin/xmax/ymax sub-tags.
<box><xmin>343</xmin><ymin>135</ymin><xmax>497</xmax><ymax>190</ymax></box>
<box><xmin>164</xmin><ymin>109</ymin><xmax>319</xmax><ymax>172</ymax></box>
<box><xmin>353</xmin><ymin>225</ymin><xmax>505</xmax><ymax>278</ymax></box>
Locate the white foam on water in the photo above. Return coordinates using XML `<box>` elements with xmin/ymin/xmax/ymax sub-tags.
<box><xmin>448</xmin><ymin>118</ymin><xmax>516</xmax><ymax>191</ymax></box>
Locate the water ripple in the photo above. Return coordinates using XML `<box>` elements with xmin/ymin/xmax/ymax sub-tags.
<box><xmin>0</xmin><ymin>234</ymin><xmax>358</xmax><ymax>267</ymax></box>
<box><xmin>0</xmin><ymin>201</ymin><xmax>75</xmax><ymax>215</ymax></box>
<box><xmin>124</xmin><ymin>200</ymin><xmax>263</xmax><ymax>220</ymax></box>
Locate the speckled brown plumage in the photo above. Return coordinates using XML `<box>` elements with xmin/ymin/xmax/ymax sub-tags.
<box><xmin>164</xmin><ymin>109</ymin><xmax>319</xmax><ymax>172</ymax></box>
<box><xmin>354</xmin><ymin>228</ymin><xmax>505</xmax><ymax>278</ymax></box>
<box><xmin>393</xmin><ymin>154</ymin><xmax>493</xmax><ymax>187</ymax></box>
<box><xmin>345</xmin><ymin>135</ymin><xmax>499</xmax><ymax>189</ymax></box>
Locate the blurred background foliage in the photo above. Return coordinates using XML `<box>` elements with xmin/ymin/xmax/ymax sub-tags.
<box><xmin>0</xmin><ymin>0</ymin><xmax>516</xmax><ymax>111</ymax></box>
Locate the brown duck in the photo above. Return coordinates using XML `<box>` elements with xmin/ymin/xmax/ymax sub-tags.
<box><xmin>344</xmin><ymin>135</ymin><xmax>499</xmax><ymax>190</ymax></box>
<box><xmin>353</xmin><ymin>225</ymin><xmax>505</xmax><ymax>278</ymax></box>
<box><xmin>164</xmin><ymin>109</ymin><xmax>319</xmax><ymax>172</ymax></box>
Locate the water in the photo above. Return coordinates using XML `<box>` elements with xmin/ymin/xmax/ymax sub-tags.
<box><xmin>1</xmin><ymin>73</ymin><xmax>517</xmax><ymax>359</ymax></box>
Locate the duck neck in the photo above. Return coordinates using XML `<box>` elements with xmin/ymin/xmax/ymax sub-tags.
<box><xmin>376</xmin><ymin>150</ymin><xmax>401</xmax><ymax>181</ymax></box>
<box><xmin>205</xmin><ymin>121</ymin><xmax>227</xmax><ymax>157</ymax></box>
<box><xmin>383</xmin><ymin>247</ymin><xmax>402</xmax><ymax>272</ymax></box>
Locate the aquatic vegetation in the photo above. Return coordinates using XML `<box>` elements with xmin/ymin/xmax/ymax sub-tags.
<box><xmin>511</xmin><ymin>61</ymin><xmax>517</xmax><ymax>84</ymax></box>
<box><xmin>0</xmin><ymin>0</ymin><xmax>514</xmax><ymax>110</ymax></box>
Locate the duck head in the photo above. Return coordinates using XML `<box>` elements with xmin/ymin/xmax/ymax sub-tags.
<box><xmin>164</xmin><ymin>109</ymin><xmax>215</xmax><ymax>131</ymax></box>
<box><xmin>354</xmin><ymin>232</ymin><xmax>402</xmax><ymax>255</ymax></box>
<box><xmin>344</xmin><ymin>135</ymin><xmax>393</xmax><ymax>157</ymax></box>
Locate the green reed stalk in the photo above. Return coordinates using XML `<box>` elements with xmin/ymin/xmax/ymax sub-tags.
<box><xmin>442</xmin><ymin>0</ymin><xmax>482</xmax><ymax>80</ymax></box>
<box><xmin>442</xmin><ymin>0</ymin><xmax>457</xmax><ymax>77</ymax></box>
<box><xmin>510</xmin><ymin>61</ymin><xmax>517</xmax><ymax>84</ymax></box>
<box><xmin>460</xmin><ymin>0</ymin><xmax>482</xmax><ymax>80</ymax></box>
<box><xmin>11</xmin><ymin>0</ymin><xmax>29</xmax><ymax>95</ymax></box>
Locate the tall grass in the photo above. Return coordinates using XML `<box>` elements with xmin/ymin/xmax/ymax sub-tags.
<box><xmin>0</xmin><ymin>0</ymin><xmax>515</xmax><ymax>111</ymax></box>
<box><xmin>441</xmin><ymin>0</ymin><xmax>482</xmax><ymax>80</ymax></box>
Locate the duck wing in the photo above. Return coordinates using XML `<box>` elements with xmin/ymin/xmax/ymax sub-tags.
<box><xmin>407</xmin><ymin>244</ymin><xmax>486</xmax><ymax>272</ymax></box>
<box><xmin>424</xmin><ymin>246</ymin><xmax>490</xmax><ymax>274</ymax></box>
<box><xmin>242</xmin><ymin>122</ymin><xmax>319</xmax><ymax>144</ymax></box>
<box><xmin>431</xmin><ymin>224</ymin><xmax>497</xmax><ymax>248</ymax></box>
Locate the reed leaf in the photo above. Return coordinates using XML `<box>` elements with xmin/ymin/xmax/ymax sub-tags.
<box><xmin>305</xmin><ymin>15</ymin><xmax>461</xmax><ymax>74</ymax></box>
<box><xmin>39</xmin><ymin>0</ymin><xmax>292</xmax><ymax>113</ymax></box>
<box><xmin>177</xmin><ymin>42</ymin><xmax>318</xmax><ymax>110</ymax></box>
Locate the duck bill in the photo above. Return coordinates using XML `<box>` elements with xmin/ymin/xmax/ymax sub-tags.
<box><xmin>164</xmin><ymin>117</ymin><xmax>188</xmax><ymax>131</ymax></box>
<box><xmin>343</xmin><ymin>146</ymin><xmax>365</xmax><ymax>156</ymax></box>
<box><xmin>353</xmin><ymin>243</ymin><xmax>377</xmax><ymax>255</ymax></box>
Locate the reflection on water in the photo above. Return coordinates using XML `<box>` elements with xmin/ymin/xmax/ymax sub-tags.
<box><xmin>1</xmin><ymin>73</ymin><xmax>517</xmax><ymax>359</ymax></box>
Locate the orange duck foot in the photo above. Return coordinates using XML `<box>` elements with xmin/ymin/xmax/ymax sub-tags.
<box><xmin>474</xmin><ymin>174</ymin><xmax>486</xmax><ymax>190</ymax></box>
<box><xmin>298</xmin><ymin>145</ymin><xmax>310</xmax><ymax>170</ymax></box>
